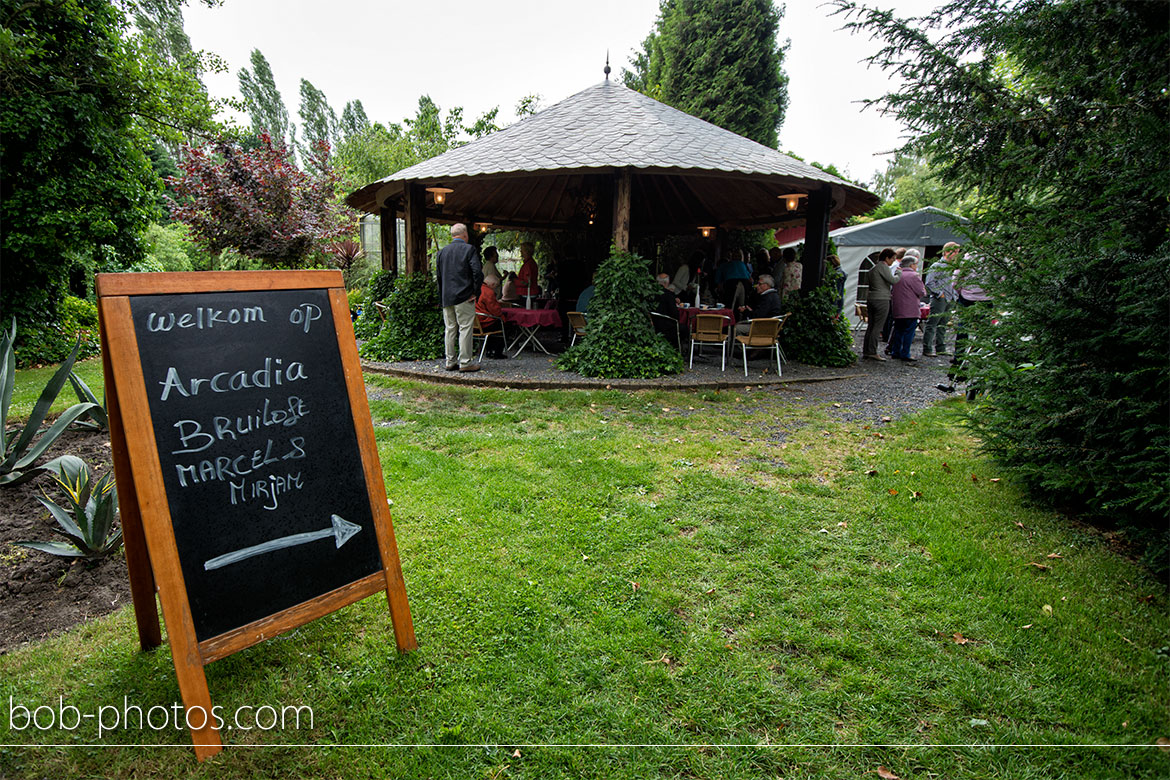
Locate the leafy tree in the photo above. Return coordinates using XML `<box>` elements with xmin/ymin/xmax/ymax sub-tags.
<box><xmin>834</xmin><ymin>0</ymin><xmax>1169</xmax><ymax>569</ymax></box>
<box><xmin>298</xmin><ymin>78</ymin><xmax>338</xmax><ymax>162</ymax></box>
<box><xmin>556</xmin><ymin>248</ymin><xmax>684</xmax><ymax>379</ymax></box>
<box><xmin>339</xmin><ymin>99</ymin><xmax>370</xmax><ymax>141</ymax></box>
<box><xmin>0</xmin><ymin>0</ymin><xmax>217</xmax><ymax>365</ymax></box>
<box><xmin>171</xmin><ymin>134</ymin><xmax>354</xmax><ymax>267</ymax></box>
<box><xmin>863</xmin><ymin>150</ymin><xmax>972</xmax><ymax>220</ymax></box>
<box><xmin>622</xmin><ymin>0</ymin><xmax>789</xmax><ymax>148</ymax></box>
<box><xmin>238</xmin><ymin>49</ymin><xmax>296</xmax><ymax>153</ymax></box>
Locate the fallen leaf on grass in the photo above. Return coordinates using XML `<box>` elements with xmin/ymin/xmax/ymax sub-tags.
<box><xmin>837</xmin><ymin>521</ymin><xmax>848</xmax><ymax>528</ymax></box>
<box><xmin>1015</xmin><ymin>521</ymin><xmax>1026</xmax><ymax>529</ymax></box>
<box><xmin>873</xmin><ymin>432</ymin><xmax>884</xmax><ymax>439</ymax></box>
<box><xmin>1026</xmin><ymin>562</ymin><xmax>1050</xmax><ymax>571</ymax></box>
<box><xmin>1046</xmin><ymin>553</ymin><xmax>1063</xmax><ymax>559</ymax></box>
<box><xmin>971</xmin><ymin>474</ymin><xmax>979</xmax><ymax>482</ymax></box>
<box><xmin>941</xmin><ymin>462</ymin><xmax>952</xmax><ymax>472</ymax></box>
<box><xmin>512</xmin><ymin>749</ymin><xmax>522</xmax><ymax>758</ymax></box>
<box><xmin>705</xmin><ymin>587</ymin><xmax>716</xmax><ymax>594</ymax></box>
<box><xmin>864</xmin><ymin>399</ymin><xmax>874</xmax><ymax>404</ymax></box>
<box><xmin>888</xmin><ymin>489</ymin><xmax>898</xmax><ymax>496</ymax></box>
<box><xmin>1021</xmin><ymin>624</ymin><xmax>1033</xmax><ymax>629</ymax></box>
<box><xmin>1139</xmin><ymin>594</ymin><xmax>1156</xmax><ymax>603</ymax></box>
<box><xmin>1156</xmin><ymin>737</ymin><xmax>1170</xmax><ymax>751</ymax></box>
<box><xmin>989</xmin><ymin>478</ymin><xmax>1001</xmax><ymax>483</ymax></box>
<box><xmin>866</xmin><ymin>469</ymin><xmax>879</xmax><ymax>477</ymax></box>
<box><xmin>881</xmin><ymin>416</ymin><xmax>892</xmax><ymax>423</ymax></box>
<box><xmin>630</xmin><ymin>581</ymin><xmax>640</xmax><ymax>592</ymax></box>
<box><xmin>1042</xmin><ymin>604</ymin><xmax>1053</xmax><ymax>616</ymax></box>
<box><xmin>953</xmin><ymin>633</ymin><xmax>971</xmax><ymax>645</ymax></box>
<box><xmin>911</xmin><ymin>491</ymin><xmax>923</xmax><ymax>500</ymax></box>
<box><xmin>877</xmin><ymin>767</ymin><xmax>900</xmax><ymax>780</ymax></box>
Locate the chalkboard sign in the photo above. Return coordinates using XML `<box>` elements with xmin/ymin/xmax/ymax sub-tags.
<box><xmin>96</xmin><ymin>271</ymin><xmax>415</xmax><ymax>760</ymax></box>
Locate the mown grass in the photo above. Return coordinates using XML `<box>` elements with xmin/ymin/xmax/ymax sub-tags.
<box><xmin>1</xmin><ymin>374</ymin><xmax>1167</xmax><ymax>779</ymax></box>
<box><xmin>5</xmin><ymin>356</ymin><xmax>104</xmax><ymax>420</ymax></box>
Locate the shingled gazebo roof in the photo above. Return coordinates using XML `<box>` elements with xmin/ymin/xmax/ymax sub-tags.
<box><xmin>347</xmin><ymin>79</ymin><xmax>878</xmax><ymax>232</ymax></box>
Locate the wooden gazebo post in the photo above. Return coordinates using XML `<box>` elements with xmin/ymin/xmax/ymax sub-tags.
<box><xmin>612</xmin><ymin>168</ymin><xmax>631</xmax><ymax>252</ymax></box>
<box><xmin>802</xmin><ymin>185</ymin><xmax>832</xmax><ymax>294</ymax></box>
<box><xmin>404</xmin><ymin>183</ymin><xmax>427</xmax><ymax>274</ymax></box>
<box><xmin>378</xmin><ymin>205</ymin><xmax>398</xmax><ymax>273</ymax></box>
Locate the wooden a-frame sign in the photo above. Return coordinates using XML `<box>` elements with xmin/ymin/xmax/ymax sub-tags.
<box><xmin>96</xmin><ymin>270</ymin><xmax>415</xmax><ymax>760</ymax></box>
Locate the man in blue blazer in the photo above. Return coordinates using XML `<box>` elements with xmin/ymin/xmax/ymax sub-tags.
<box><xmin>436</xmin><ymin>223</ymin><xmax>484</xmax><ymax>372</ymax></box>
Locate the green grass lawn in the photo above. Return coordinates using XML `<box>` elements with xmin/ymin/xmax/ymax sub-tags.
<box><xmin>1</xmin><ymin>374</ymin><xmax>1167</xmax><ymax>778</ymax></box>
<box><xmin>5</xmin><ymin>356</ymin><xmax>104</xmax><ymax>420</ymax></box>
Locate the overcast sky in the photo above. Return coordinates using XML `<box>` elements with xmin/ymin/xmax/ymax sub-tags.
<box><xmin>184</xmin><ymin>0</ymin><xmax>940</xmax><ymax>187</ymax></box>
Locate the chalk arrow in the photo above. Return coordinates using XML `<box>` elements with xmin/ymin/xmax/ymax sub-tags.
<box><xmin>203</xmin><ymin>514</ymin><xmax>362</xmax><ymax>571</ymax></box>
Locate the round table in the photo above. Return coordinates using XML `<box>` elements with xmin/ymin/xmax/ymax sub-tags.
<box><xmin>678</xmin><ymin>306</ymin><xmax>733</xmax><ymax>331</ymax></box>
<box><xmin>501</xmin><ymin>308</ymin><xmax>563</xmax><ymax>355</ymax></box>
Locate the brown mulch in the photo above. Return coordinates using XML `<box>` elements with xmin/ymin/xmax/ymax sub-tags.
<box><xmin>0</xmin><ymin>428</ymin><xmax>130</xmax><ymax>655</ymax></box>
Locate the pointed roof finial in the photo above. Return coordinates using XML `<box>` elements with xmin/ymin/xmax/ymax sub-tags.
<box><xmin>604</xmin><ymin>50</ymin><xmax>611</xmax><ymax>80</ymax></box>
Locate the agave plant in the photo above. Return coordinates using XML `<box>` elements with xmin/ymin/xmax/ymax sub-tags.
<box><xmin>67</xmin><ymin>370</ymin><xmax>108</xmax><ymax>432</ymax></box>
<box><xmin>16</xmin><ymin>455</ymin><xmax>122</xmax><ymax>560</ymax></box>
<box><xmin>0</xmin><ymin>320</ymin><xmax>98</xmax><ymax>485</ymax></box>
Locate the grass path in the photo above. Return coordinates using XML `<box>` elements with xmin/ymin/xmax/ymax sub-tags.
<box><xmin>1</xmin><ymin>377</ymin><xmax>1167</xmax><ymax>778</ymax></box>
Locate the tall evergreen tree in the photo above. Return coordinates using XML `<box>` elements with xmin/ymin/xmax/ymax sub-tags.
<box><xmin>238</xmin><ymin>49</ymin><xmax>296</xmax><ymax>152</ymax></box>
<box><xmin>622</xmin><ymin>0</ymin><xmax>789</xmax><ymax>148</ymax></box>
<box><xmin>833</xmin><ymin>0</ymin><xmax>1169</xmax><ymax>567</ymax></box>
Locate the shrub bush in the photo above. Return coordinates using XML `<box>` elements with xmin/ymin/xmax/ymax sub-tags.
<box><xmin>780</xmin><ymin>276</ymin><xmax>857</xmax><ymax>368</ymax></box>
<box><xmin>556</xmin><ymin>248</ymin><xmax>683</xmax><ymax>379</ymax></box>
<box><xmin>12</xmin><ymin>296</ymin><xmax>100</xmax><ymax>368</ymax></box>
<box><xmin>359</xmin><ymin>273</ymin><xmax>443</xmax><ymax>362</ymax></box>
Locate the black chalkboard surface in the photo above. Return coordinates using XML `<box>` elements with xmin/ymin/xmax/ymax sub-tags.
<box><xmin>129</xmin><ymin>289</ymin><xmax>383</xmax><ymax>641</ymax></box>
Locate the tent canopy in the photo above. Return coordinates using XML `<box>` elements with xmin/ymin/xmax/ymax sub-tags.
<box><xmin>830</xmin><ymin>206</ymin><xmax>967</xmax><ymax>247</ymax></box>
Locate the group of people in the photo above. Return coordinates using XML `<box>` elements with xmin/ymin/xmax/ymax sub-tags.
<box><xmin>861</xmin><ymin>241</ymin><xmax>969</xmax><ymax>362</ymax></box>
<box><xmin>436</xmin><ymin>226</ymin><xmax>550</xmax><ymax>371</ymax></box>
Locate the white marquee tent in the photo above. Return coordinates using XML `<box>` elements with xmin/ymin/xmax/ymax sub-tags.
<box><xmin>782</xmin><ymin>206</ymin><xmax>968</xmax><ymax>326</ymax></box>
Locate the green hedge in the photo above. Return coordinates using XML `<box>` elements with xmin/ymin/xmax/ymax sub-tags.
<box><xmin>556</xmin><ymin>248</ymin><xmax>683</xmax><ymax>379</ymax></box>
<box><xmin>359</xmin><ymin>273</ymin><xmax>443</xmax><ymax>362</ymax></box>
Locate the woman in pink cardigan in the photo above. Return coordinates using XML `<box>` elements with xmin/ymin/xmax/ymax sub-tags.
<box><xmin>889</xmin><ymin>255</ymin><xmax>927</xmax><ymax>361</ymax></box>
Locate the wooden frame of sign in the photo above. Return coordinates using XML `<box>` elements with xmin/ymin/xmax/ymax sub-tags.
<box><xmin>96</xmin><ymin>270</ymin><xmax>416</xmax><ymax>760</ymax></box>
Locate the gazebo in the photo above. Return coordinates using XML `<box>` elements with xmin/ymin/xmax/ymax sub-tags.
<box><xmin>346</xmin><ymin>77</ymin><xmax>879</xmax><ymax>290</ymax></box>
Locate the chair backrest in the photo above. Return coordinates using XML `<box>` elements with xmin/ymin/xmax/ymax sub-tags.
<box><xmin>744</xmin><ymin>317</ymin><xmax>782</xmax><ymax>345</ymax></box>
<box><xmin>567</xmin><ymin>311</ymin><xmax>587</xmax><ymax>334</ymax></box>
<box><xmin>373</xmin><ymin>301</ymin><xmax>389</xmax><ymax>322</ymax></box>
<box><xmin>854</xmin><ymin>302</ymin><xmax>868</xmax><ymax>323</ymax></box>
<box><xmin>473</xmin><ymin>311</ymin><xmax>492</xmax><ymax>336</ymax></box>
<box><xmin>693</xmin><ymin>313</ymin><xmax>729</xmax><ymax>340</ymax></box>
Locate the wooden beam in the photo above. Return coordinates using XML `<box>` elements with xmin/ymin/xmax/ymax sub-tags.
<box><xmin>379</xmin><ymin>206</ymin><xmax>398</xmax><ymax>273</ymax></box>
<box><xmin>612</xmin><ymin>168</ymin><xmax>632</xmax><ymax>252</ymax></box>
<box><xmin>802</xmin><ymin>186</ymin><xmax>832</xmax><ymax>294</ymax></box>
<box><xmin>404</xmin><ymin>183</ymin><xmax>427</xmax><ymax>275</ymax></box>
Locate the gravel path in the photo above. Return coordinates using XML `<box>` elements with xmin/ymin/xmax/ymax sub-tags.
<box><xmin>361</xmin><ymin>333</ymin><xmax>964</xmax><ymax>425</ymax></box>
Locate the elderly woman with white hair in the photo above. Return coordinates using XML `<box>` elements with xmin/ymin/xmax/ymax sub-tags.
<box><xmin>889</xmin><ymin>253</ymin><xmax>927</xmax><ymax>361</ymax></box>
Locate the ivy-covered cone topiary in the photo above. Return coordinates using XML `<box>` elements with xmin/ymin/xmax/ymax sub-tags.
<box><xmin>781</xmin><ymin>275</ymin><xmax>857</xmax><ymax>368</ymax></box>
<box><xmin>556</xmin><ymin>249</ymin><xmax>683</xmax><ymax>379</ymax></box>
<box><xmin>359</xmin><ymin>273</ymin><xmax>443</xmax><ymax>362</ymax></box>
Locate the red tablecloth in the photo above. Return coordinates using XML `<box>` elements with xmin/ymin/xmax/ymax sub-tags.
<box><xmin>678</xmin><ymin>306</ymin><xmax>733</xmax><ymax>330</ymax></box>
<box><xmin>502</xmin><ymin>308</ymin><xmax>562</xmax><ymax>328</ymax></box>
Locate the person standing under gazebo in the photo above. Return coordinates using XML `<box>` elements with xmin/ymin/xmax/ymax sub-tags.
<box><xmin>436</xmin><ymin>223</ymin><xmax>483</xmax><ymax>372</ymax></box>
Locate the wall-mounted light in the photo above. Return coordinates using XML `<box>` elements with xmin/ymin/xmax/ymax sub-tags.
<box><xmin>425</xmin><ymin>186</ymin><xmax>454</xmax><ymax>205</ymax></box>
<box><xmin>698</xmin><ymin>225</ymin><xmax>716</xmax><ymax>238</ymax></box>
<box><xmin>474</xmin><ymin>222</ymin><xmax>492</xmax><ymax>232</ymax></box>
<box><xmin>781</xmin><ymin>192</ymin><xmax>807</xmax><ymax>212</ymax></box>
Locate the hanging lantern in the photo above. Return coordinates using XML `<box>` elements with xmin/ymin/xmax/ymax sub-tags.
<box><xmin>425</xmin><ymin>186</ymin><xmax>454</xmax><ymax>205</ymax></box>
<box><xmin>698</xmin><ymin>226</ymin><xmax>716</xmax><ymax>238</ymax></box>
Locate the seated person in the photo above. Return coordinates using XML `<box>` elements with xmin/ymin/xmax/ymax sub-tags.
<box><xmin>481</xmin><ymin>246</ymin><xmax>501</xmax><ymax>282</ymax></box>
<box><xmin>735</xmin><ymin>275</ymin><xmax>782</xmax><ymax>336</ymax></box>
<box><xmin>477</xmin><ymin>275</ymin><xmax>507</xmax><ymax>359</ymax></box>
<box><xmin>500</xmin><ymin>271</ymin><xmax>519</xmax><ymax>302</ymax></box>
<box><xmin>668</xmin><ymin>259</ymin><xmax>690</xmax><ymax>296</ymax></box>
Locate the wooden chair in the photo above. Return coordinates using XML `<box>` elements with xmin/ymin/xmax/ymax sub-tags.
<box><xmin>567</xmin><ymin>311</ymin><xmax>587</xmax><ymax>347</ymax></box>
<box><xmin>373</xmin><ymin>301</ymin><xmax>389</xmax><ymax>322</ymax></box>
<box><xmin>473</xmin><ymin>311</ymin><xmax>502</xmax><ymax>361</ymax></box>
<box><xmin>853</xmin><ymin>302</ymin><xmax>868</xmax><ymax>332</ymax></box>
<box><xmin>689</xmin><ymin>312</ymin><xmax>731</xmax><ymax>371</ymax></box>
<box><xmin>733</xmin><ymin>315</ymin><xmax>789</xmax><ymax>377</ymax></box>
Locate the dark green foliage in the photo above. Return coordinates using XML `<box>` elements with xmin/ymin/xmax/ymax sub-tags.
<box><xmin>359</xmin><ymin>273</ymin><xmax>443</xmax><ymax>362</ymax></box>
<box><xmin>623</xmin><ymin>0</ymin><xmax>789</xmax><ymax>148</ymax></box>
<box><xmin>13</xmin><ymin>297</ymin><xmax>100</xmax><ymax>368</ymax></box>
<box><xmin>367</xmin><ymin>269</ymin><xmax>397</xmax><ymax>302</ymax></box>
<box><xmin>238</xmin><ymin>49</ymin><xmax>296</xmax><ymax>152</ymax></box>
<box><xmin>835</xmin><ymin>0</ymin><xmax>1169</xmax><ymax>571</ymax></box>
<box><xmin>780</xmin><ymin>276</ymin><xmax>857</xmax><ymax>368</ymax></box>
<box><xmin>557</xmin><ymin>249</ymin><xmax>684</xmax><ymax>379</ymax></box>
<box><xmin>0</xmin><ymin>0</ymin><xmax>218</xmax><ymax>365</ymax></box>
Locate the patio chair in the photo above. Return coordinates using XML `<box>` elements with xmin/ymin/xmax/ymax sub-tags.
<box><xmin>473</xmin><ymin>311</ymin><xmax>503</xmax><ymax>361</ymax></box>
<box><xmin>689</xmin><ymin>312</ymin><xmax>731</xmax><ymax>371</ymax></box>
<box><xmin>853</xmin><ymin>302</ymin><xmax>868</xmax><ymax>332</ymax></box>
<box><xmin>373</xmin><ymin>301</ymin><xmax>389</xmax><ymax>322</ymax></box>
<box><xmin>733</xmin><ymin>314</ymin><xmax>789</xmax><ymax>377</ymax></box>
<box><xmin>567</xmin><ymin>311</ymin><xmax>587</xmax><ymax>347</ymax></box>
<box><xmin>649</xmin><ymin>311</ymin><xmax>682</xmax><ymax>352</ymax></box>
